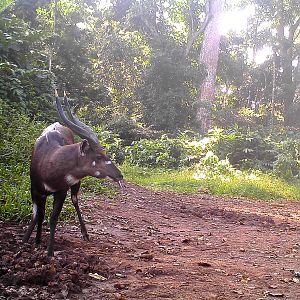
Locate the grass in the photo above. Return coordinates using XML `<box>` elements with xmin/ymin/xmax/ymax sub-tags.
<box><xmin>122</xmin><ymin>163</ymin><xmax>300</xmax><ymax>201</ymax></box>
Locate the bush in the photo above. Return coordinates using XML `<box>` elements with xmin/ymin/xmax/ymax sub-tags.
<box><xmin>125</xmin><ymin>134</ymin><xmax>204</xmax><ymax>169</ymax></box>
<box><xmin>202</xmin><ymin>127</ymin><xmax>300</xmax><ymax>177</ymax></box>
<box><xmin>203</xmin><ymin>127</ymin><xmax>277</xmax><ymax>170</ymax></box>
<box><xmin>124</xmin><ymin>126</ymin><xmax>300</xmax><ymax>182</ymax></box>
<box><xmin>194</xmin><ymin>151</ymin><xmax>237</xmax><ymax>179</ymax></box>
<box><xmin>94</xmin><ymin>126</ymin><xmax>126</xmax><ymax>164</ymax></box>
<box><xmin>0</xmin><ymin>16</ymin><xmax>56</xmax><ymax>122</ymax></box>
<box><xmin>105</xmin><ymin>113</ymin><xmax>156</xmax><ymax>145</ymax></box>
<box><xmin>0</xmin><ymin>99</ymin><xmax>46</xmax><ymax>220</ymax></box>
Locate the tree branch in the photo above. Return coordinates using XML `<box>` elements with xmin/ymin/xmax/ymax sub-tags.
<box><xmin>185</xmin><ymin>12</ymin><xmax>212</xmax><ymax>57</ymax></box>
<box><xmin>290</xmin><ymin>16</ymin><xmax>300</xmax><ymax>38</ymax></box>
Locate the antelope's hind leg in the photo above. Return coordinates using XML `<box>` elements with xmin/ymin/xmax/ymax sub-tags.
<box><xmin>71</xmin><ymin>182</ymin><xmax>89</xmax><ymax>241</ymax></box>
<box><xmin>35</xmin><ymin>196</ymin><xmax>46</xmax><ymax>245</ymax></box>
<box><xmin>23</xmin><ymin>190</ymin><xmax>46</xmax><ymax>244</ymax></box>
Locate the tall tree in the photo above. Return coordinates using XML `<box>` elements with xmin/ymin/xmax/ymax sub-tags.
<box><xmin>196</xmin><ymin>0</ymin><xmax>222</xmax><ymax>132</ymax></box>
<box><xmin>275</xmin><ymin>0</ymin><xmax>300</xmax><ymax>125</ymax></box>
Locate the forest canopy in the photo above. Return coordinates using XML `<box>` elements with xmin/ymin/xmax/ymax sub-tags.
<box><xmin>1</xmin><ymin>0</ymin><xmax>299</xmax><ymax>132</ymax></box>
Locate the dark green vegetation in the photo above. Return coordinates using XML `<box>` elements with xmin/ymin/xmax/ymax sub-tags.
<box><xmin>1</xmin><ymin>0</ymin><xmax>300</xmax><ymax>220</ymax></box>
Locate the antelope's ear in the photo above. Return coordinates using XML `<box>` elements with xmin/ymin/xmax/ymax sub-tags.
<box><xmin>80</xmin><ymin>139</ymin><xmax>90</xmax><ymax>156</ymax></box>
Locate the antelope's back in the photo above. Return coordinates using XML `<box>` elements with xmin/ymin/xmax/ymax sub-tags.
<box><xmin>30</xmin><ymin>122</ymin><xmax>75</xmax><ymax>175</ymax></box>
<box><xmin>38</xmin><ymin>122</ymin><xmax>74</xmax><ymax>145</ymax></box>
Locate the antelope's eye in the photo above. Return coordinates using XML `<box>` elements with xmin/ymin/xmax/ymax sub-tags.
<box><xmin>96</xmin><ymin>155</ymin><xmax>102</xmax><ymax>161</ymax></box>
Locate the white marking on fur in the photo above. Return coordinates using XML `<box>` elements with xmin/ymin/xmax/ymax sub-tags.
<box><xmin>41</xmin><ymin>123</ymin><xmax>59</xmax><ymax>136</ymax></box>
<box><xmin>105</xmin><ymin>176</ymin><xmax>113</xmax><ymax>181</ymax></box>
<box><xmin>44</xmin><ymin>183</ymin><xmax>56</xmax><ymax>193</ymax></box>
<box><xmin>37</xmin><ymin>122</ymin><xmax>60</xmax><ymax>142</ymax></box>
<box><xmin>65</xmin><ymin>174</ymin><xmax>79</xmax><ymax>186</ymax></box>
<box><xmin>95</xmin><ymin>171</ymin><xmax>101</xmax><ymax>177</ymax></box>
<box><xmin>105</xmin><ymin>160</ymin><xmax>112</xmax><ymax>165</ymax></box>
<box><xmin>33</xmin><ymin>203</ymin><xmax>38</xmax><ymax>218</ymax></box>
<box><xmin>92</xmin><ymin>161</ymin><xmax>96</xmax><ymax>167</ymax></box>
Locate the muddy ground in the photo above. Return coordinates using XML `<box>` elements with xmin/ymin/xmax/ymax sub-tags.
<box><xmin>1</xmin><ymin>182</ymin><xmax>300</xmax><ymax>300</ymax></box>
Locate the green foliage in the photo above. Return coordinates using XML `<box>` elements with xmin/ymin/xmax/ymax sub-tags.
<box><xmin>194</xmin><ymin>151</ymin><xmax>237</xmax><ymax>178</ymax></box>
<box><xmin>123</xmin><ymin>163</ymin><xmax>300</xmax><ymax>200</ymax></box>
<box><xmin>0</xmin><ymin>99</ymin><xmax>45</xmax><ymax>221</ymax></box>
<box><xmin>0</xmin><ymin>0</ymin><xmax>13</xmax><ymax>13</ymax></box>
<box><xmin>126</xmin><ymin>134</ymin><xmax>204</xmax><ymax>169</ymax></box>
<box><xmin>0</xmin><ymin>14</ymin><xmax>56</xmax><ymax>121</ymax></box>
<box><xmin>136</xmin><ymin>39</ymin><xmax>203</xmax><ymax>132</ymax></box>
<box><xmin>0</xmin><ymin>164</ymin><xmax>32</xmax><ymax>221</ymax></box>
<box><xmin>91</xmin><ymin>24</ymin><xmax>146</xmax><ymax>107</ymax></box>
<box><xmin>272</xmin><ymin>138</ymin><xmax>300</xmax><ymax>180</ymax></box>
<box><xmin>0</xmin><ymin>100</ymin><xmax>45</xmax><ymax>166</ymax></box>
<box><xmin>273</xmin><ymin>153</ymin><xmax>297</xmax><ymax>181</ymax></box>
<box><xmin>105</xmin><ymin>113</ymin><xmax>156</xmax><ymax>145</ymax></box>
<box><xmin>93</xmin><ymin>126</ymin><xmax>126</xmax><ymax>164</ymax></box>
<box><xmin>127</xmin><ymin>137</ymin><xmax>181</xmax><ymax>168</ymax></box>
<box><xmin>203</xmin><ymin>127</ymin><xmax>276</xmax><ymax>170</ymax></box>
<box><xmin>125</xmin><ymin>126</ymin><xmax>300</xmax><ymax>183</ymax></box>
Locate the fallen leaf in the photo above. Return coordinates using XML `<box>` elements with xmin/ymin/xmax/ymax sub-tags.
<box><xmin>265</xmin><ymin>291</ymin><xmax>284</xmax><ymax>297</ymax></box>
<box><xmin>88</xmin><ymin>273</ymin><xmax>107</xmax><ymax>281</ymax></box>
<box><xmin>115</xmin><ymin>273</ymin><xmax>127</xmax><ymax>278</ymax></box>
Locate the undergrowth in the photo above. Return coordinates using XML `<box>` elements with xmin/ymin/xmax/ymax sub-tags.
<box><xmin>122</xmin><ymin>163</ymin><xmax>300</xmax><ymax>200</ymax></box>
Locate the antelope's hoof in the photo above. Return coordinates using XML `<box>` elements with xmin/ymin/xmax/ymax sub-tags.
<box><xmin>47</xmin><ymin>249</ymin><xmax>54</xmax><ymax>257</ymax></box>
<box><xmin>82</xmin><ymin>234</ymin><xmax>90</xmax><ymax>241</ymax></box>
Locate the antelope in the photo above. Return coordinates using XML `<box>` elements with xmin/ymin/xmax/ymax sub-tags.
<box><xmin>23</xmin><ymin>91</ymin><xmax>123</xmax><ymax>256</ymax></box>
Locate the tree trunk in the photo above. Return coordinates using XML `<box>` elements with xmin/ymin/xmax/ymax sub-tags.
<box><xmin>277</xmin><ymin>0</ymin><xmax>299</xmax><ymax>126</ymax></box>
<box><xmin>196</xmin><ymin>0</ymin><xmax>222</xmax><ymax>132</ymax></box>
<box><xmin>49</xmin><ymin>0</ymin><xmax>58</xmax><ymax>72</ymax></box>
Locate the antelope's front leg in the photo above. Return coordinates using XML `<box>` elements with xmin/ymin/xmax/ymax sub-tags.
<box><xmin>71</xmin><ymin>182</ymin><xmax>89</xmax><ymax>241</ymax></box>
<box><xmin>48</xmin><ymin>190</ymin><xmax>67</xmax><ymax>256</ymax></box>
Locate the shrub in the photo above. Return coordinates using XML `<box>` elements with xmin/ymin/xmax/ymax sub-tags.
<box><xmin>203</xmin><ymin>127</ymin><xmax>277</xmax><ymax>170</ymax></box>
<box><xmin>105</xmin><ymin>113</ymin><xmax>156</xmax><ymax>145</ymax></box>
<box><xmin>94</xmin><ymin>127</ymin><xmax>126</xmax><ymax>164</ymax></box>
<box><xmin>125</xmin><ymin>126</ymin><xmax>300</xmax><ymax>182</ymax></box>
<box><xmin>0</xmin><ymin>99</ymin><xmax>46</xmax><ymax>220</ymax></box>
<box><xmin>125</xmin><ymin>134</ymin><xmax>204</xmax><ymax>169</ymax></box>
<box><xmin>273</xmin><ymin>154</ymin><xmax>297</xmax><ymax>180</ymax></box>
<box><xmin>194</xmin><ymin>151</ymin><xmax>237</xmax><ymax>179</ymax></box>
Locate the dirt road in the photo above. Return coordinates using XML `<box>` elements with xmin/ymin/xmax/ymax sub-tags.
<box><xmin>1</xmin><ymin>183</ymin><xmax>300</xmax><ymax>299</ymax></box>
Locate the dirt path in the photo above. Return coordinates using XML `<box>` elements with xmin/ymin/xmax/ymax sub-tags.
<box><xmin>1</xmin><ymin>183</ymin><xmax>300</xmax><ymax>299</ymax></box>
